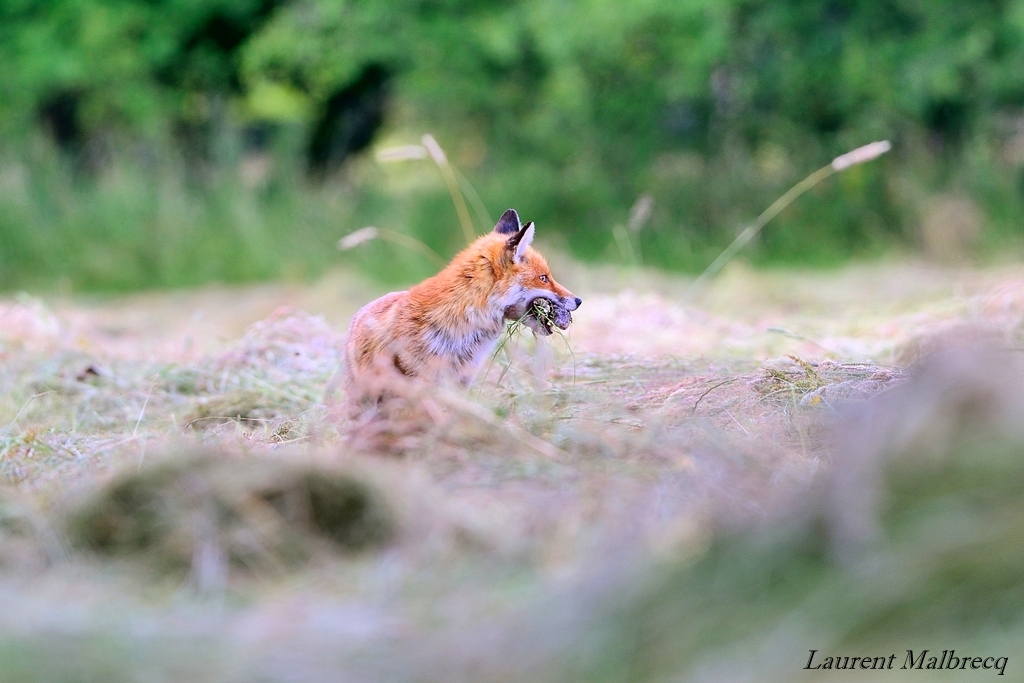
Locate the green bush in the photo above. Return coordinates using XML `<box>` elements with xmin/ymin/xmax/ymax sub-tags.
<box><xmin>2</xmin><ymin>0</ymin><xmax>1024</xmax><ymax>290</ymax></box>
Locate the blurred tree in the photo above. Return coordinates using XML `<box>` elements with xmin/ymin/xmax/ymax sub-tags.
<box><xmin>1</xmin><ymin>0</ymin><xmax>1024</xmax><ymax>289</ymax></box>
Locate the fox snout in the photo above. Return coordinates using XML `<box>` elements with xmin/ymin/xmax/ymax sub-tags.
<box><xmin>554</xmin><ymin>293</ymin><xmax>581</xmax><ymax>311</ymax></box>
<box><xmin>549</xmin><ymin>294</ymin><xmax>581</xmax><ymax>311</ymax></box>
<box><xmin>548</xmin><ymin>282</ymin><xmax>580</xmax><ymax>311</ymax></box>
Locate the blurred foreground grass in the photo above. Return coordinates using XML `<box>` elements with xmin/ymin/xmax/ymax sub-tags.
<box><xmin>1</xmin><ymin>262</ymin><xmax>1023</xmax><ymax>681</ymax></box>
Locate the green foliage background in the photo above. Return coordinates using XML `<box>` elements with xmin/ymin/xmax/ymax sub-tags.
<box><xmin>2</xmin><ymin>0</ymin><xmax>1024</xmax><ymax>290</ymax></box>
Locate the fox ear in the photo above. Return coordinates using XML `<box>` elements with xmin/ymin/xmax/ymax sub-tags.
<box><xmin>494</xmin><ymin>208</ymin><xmax>521</xmax><ymax>235</ymax></box>
<box><xmin>506</xmin><ymin>221</ymin><xmax>535</xmax><ymax>263</ymax></box>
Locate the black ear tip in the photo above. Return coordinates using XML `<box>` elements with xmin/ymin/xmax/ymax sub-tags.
<box><xmin>494</xmin><ymin>208</ymin><xmax>522</xmax><ymax>235</ymax></box>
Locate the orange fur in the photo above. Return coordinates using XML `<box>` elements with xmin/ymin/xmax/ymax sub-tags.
<box><xmin>344</xmin><ymin>209</ymin><xmax>580</xmax><ymax>403</ymax></box>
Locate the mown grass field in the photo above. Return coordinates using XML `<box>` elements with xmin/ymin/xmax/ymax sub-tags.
<box><xmin>1</xmin><ymin>258</ymin><xmax>1023</xmax><ymax>682</ymax></box>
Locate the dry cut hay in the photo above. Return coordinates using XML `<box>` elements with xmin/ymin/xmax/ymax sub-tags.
<box><xmin>750</xmin><ymin>356</ymin><xmax>907</xmax><ymax>407</ymax></box>
<box><xmin>460</xmin><ymin>342</ymin><xmax>1024</xmax><ymax>682</ymax></box>
<box><xmin>64</xmin><ymin>451</ymin><xmax>394</xmax><ymax>587</ymax></box>
<box><xmin>623</xmin><ymin>355</ymin><xmax>908</xmax><ymax>464</ymax></box>
<box><xmin>179</xmin><ymin>307</ymin><xmax>343</xmax><ymax>433</ymax></box>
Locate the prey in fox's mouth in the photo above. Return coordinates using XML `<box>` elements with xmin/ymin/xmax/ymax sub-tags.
<box><xmin>520</xmin><ymin>297</ymin><xmax>573</xmax><ymax>336</ymax></box>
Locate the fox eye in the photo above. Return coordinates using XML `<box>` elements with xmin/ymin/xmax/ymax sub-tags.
<box><xmin>539</xmin><ymin>274</ymin><xmax>549</xmax><ymax>283</ymax></box>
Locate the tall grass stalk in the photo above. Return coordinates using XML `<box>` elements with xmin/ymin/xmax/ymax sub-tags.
<box><xmin>375</xmin><ymin>134</ymin><xmax>487</xmax><ymax>244</ymax></box>
<box><xmin>451</xmin><ymin>164</ymin><xmax>493</xmax><ymax>232</ymax></box>
<box><xmin>345</xmin><ymin>134</ymin><xmax>495</xmax><ymax>267</ymax></box>
<box><xmin>612</xmin><ymin>224</ymin><xmax>641</xmax><ymax>268</ymax></box>
<box><xmin>337</xmin><ymin>226</ymin><xmax>448</xmax><ymax>269</ymax></box>
<box><xmin>684</xmin><ymin>141</ymin><xmax>891</xmax><ymax>300</ymax></box>
<box><xmin>421</xmin><ymin>135</ymin><xmax>477</xmax><ymax>244</ymax></box>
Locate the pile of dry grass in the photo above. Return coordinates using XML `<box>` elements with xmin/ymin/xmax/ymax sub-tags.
<box><xmin>178</xmin><ymin>307</ymin><xmax>343</xmax><ymax>436</ymax></box>
<box><xmin>439</xmin><ymin>343</ymin><xmax>1024</xmax><ymax>682</ymax></box>
<box><xmin>65</xmin><ymin>451</ymin><xmax>394</xmax><ymax>588</ymax></box>
<box><xmin>0</xmin><ymin>308</ymin><xmax>348</xmax><ymax>485</ymax></box>
<box><xmin>750</xmin><ymin>356</ymin><xmax>907</xmax><ymax>407</ymax></box>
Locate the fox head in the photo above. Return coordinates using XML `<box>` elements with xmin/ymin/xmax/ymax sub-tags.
<box><xmin>489</xmin><ymin>208</ymin><xmax>581</xmax><ymax>336</ymax></box>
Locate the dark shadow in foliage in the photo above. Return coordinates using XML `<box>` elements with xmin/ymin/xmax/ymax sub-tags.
<box><xmin>242</xmin><ymin>121</ymin><xmax>277</xmax><ymax>154</ymax></box>
<box><xmin>157</xmin><ymin>0</ymin><xmax>285</xmax><ymax>93</ymax></box>
<box><xmin>37</xmin><ymin>90</ymin><xmax>84</xmax><ymax>157</ymax></box>
<box><xmin>925</xmin><ymin>98</ymin><xmax>973</xmax><ymax>149</ymax></box>
<box><xmin>35</xmin><ymin>89</ymin><xmax>110</xmax><ymax>175</ymax></box>
<box><xmin>162</xmin><ymin>0</ymin><xmax>285</xmax><ymax>166</ymax></box>
<box><xmin>32</xmin><ymin>1</ymin><xmax>286</xmax><ymax>173</ymax></box>
<box><xmin>65</xmin><ymin>452</ymin><xmax>394</xmax><ymax>585</ymax></box>
<box><xmin>307</xmin><ymin>64</ymin><xmax>391</xmax><ymax>178</ymax></box>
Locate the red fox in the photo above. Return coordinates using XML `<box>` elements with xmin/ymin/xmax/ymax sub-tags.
<box><xmin>345</xmin><ymin>209</ymin><xmax>581</xmax><ymax>402</ymax></box>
